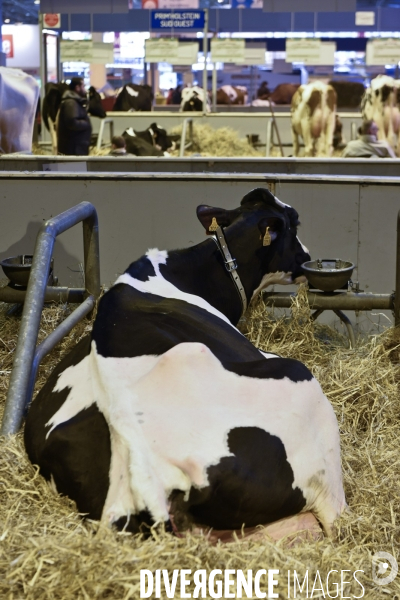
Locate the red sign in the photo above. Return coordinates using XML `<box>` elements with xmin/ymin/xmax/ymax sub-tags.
<box><xmin>2</xmin><ymin>35</ymin><xmax>14</xmax><ymax>59</ymax></box>
<box><xmin>43</xmin><ymin>13</ymin><xmax>61</xmax><ymax>28</ymax></box>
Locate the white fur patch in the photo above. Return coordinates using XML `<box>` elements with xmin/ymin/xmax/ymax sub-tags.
<box><xmin>125</xmin><ymin>127</ymin><xmax>136</xmax><ymax>137</ymax></box>
<box><xmin>274</xmin><ymin>195</ymin><xmax>291</xmax><ymax>209</ymax></box>
<box><xmin>297</xmin><ymin>236</ymin><xmax>309</xmax><ymax>255</ymax></box>
<box><xmin>115</xmin><ymin>249</ymin><xmax>234</xmax><ymax>328</ymax></box>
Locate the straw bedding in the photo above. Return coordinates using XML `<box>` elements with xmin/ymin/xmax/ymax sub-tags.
<box><xmin>0</xmin><ymin>285</ymin><xmax>399</xmax><ymax>598</ymax></box>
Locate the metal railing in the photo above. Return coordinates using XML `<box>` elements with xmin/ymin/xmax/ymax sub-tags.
<box><xmin>96</xmin><ymin>118</ymin><xmax>115</xmax><ymax>150</ymax></box>
<box><xmin>179</xmin><ymin>118</ymin><xmax>195</xmax><ymax>157</ymax></box>
<box><xmin>262</xmin><ymin>210</ymin><xmax>400</xmax><ymax>346</ymax></box>
<box><xmin>0</xmin><ymin>201</ymin><xmax>101</xmax><ymax>436</ymax></box>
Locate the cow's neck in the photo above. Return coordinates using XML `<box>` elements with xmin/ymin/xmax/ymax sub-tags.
<box><xmin>159</xmin><ymin>236</ymin><xmax>263</xmax><ymax>325</ymax></box>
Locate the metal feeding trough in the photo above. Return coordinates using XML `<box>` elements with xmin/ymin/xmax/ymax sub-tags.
<box><xmin>1</xmin><ymin>255</ymin><xmax>34</xmax><ymax>287</ymax></box>
<box><xmin>0</xmin><ymin>255</ymin><xmax>54</xmax><ymax>288</ymax></box>
<box><xmin>302</xmin><ymin>259</ymin><xmax>355</xmax><ymax>292</ymax></box>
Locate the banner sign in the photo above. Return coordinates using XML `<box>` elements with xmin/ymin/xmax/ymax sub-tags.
<box><xmin>61</xmin><ymin>41</ymin><xmax>114</xmax><ymax>64</ymax></box>
<box><xmin>237</xmin><ymin>46</ymin><xmax>266</xmax><ymax>65</ymax></box>
<box><xmin>355</xmin><ymin>11</ymin><xmax>375</xmax><ymax>26</ymax></box>
<box><xmin>285</xmin><ymin>39</ymin><xmax>336</xmax><ymax>65</ymax></box>
<box><xmin>150</xmin><ymin>10</ymin><xmax>205</xmax><ymax>29</ymax></box>
<box><xmin>366</xmin><ymin>39</ymin><xmax>400</xmax><ymax>65</ymax></box>
<box><xmin>145</xmin><ymin>38</ymin><xmax>178</xmax><ymax>62</ymax></box>
<box><xmin>211</xmin><ymin>39</ymin><xmax>245</xmax><ymax>63</ymax></box>
<box><xmin>285</xmin><ymin>39</ymin><xmax>321</xmax><ymax>63</ymax></box>
<box><xmin>145</xmin><ymin>39</ymin><xmax>198</xmax><ymax>64</ymax></box>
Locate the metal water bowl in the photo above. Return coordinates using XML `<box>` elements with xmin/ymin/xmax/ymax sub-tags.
<box><xmin>302</xmin><ymin>259</ymin><xmax>355</xmax><ymax>292</ymax></box>
<box><xmin>0</xmin><ymin>255</ymin><xmax>54</xmax><ymax>287</ymax></box>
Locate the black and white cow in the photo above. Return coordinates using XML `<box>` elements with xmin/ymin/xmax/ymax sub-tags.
<box><xmin>42</xmin><ymin>83</ymin><xmax>106</xmax><ymax>132</ymax></box>
<box><xmin>122</xmin><ymin>123</ymin><xmax>175</xmax><ymax>156</ymax></box>
<box><xmin>24</xmin><ymin>188</ymin><xmax>345</xmax><ymax>537</ymax></box>
<box><xmin>180</xmin><ymin>86</ymin><xmax>210</xmax><ymax>112</ymax></box>
<box><xmin>113</xmin><ymin>84</ymin><xmax>153</xmax><ymax>112</ymax></box>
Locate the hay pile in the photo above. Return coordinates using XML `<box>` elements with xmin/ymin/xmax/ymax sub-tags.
<box><xmin>170</xmin><ymin>123</ymin><xmax>264</xmax><ymax>158</ymax></box>
<box><xmin>0</xmin><ymin>286</ymin><xmax>399</xmax><ymax>599</ymax></box>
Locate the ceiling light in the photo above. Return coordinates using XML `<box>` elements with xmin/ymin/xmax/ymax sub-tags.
<box><xmin>34</xmin><ymin>0</ymin><xmax>40</xmax><ymax>3</ymax></box>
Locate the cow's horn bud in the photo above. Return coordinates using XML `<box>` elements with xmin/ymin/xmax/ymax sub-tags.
<box><xmin>263</xmin><ymin>226</ymin><xmax>272</xmax><ymax>246</ymax></box>
<box><xmin>209</xmin><ymin>217</ymin><xmax>219</xmax><ymax>232</ymax></box>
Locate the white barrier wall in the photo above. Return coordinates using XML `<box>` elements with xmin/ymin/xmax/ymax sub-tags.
<box><xmin>41</xmin><ymin>111</ymin><xmax>364</xmax><ymax>157</ymax></box>
<box><xmin>0</xmin><ymin>172</ymin><xmax>397</xmax><ymax>331</ymax></box>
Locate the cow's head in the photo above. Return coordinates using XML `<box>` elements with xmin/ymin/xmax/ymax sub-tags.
<box><xmin>149</xmin><ymin>122</ymin><xmax>173</xmax><ymax>152</ymax></box>
<box><xmin>182</xmin><ymin>91</ymin><xmax>203</xmax><ymax>112</ymax></box>
<box><xmin>88</xmin><ymin>86</ymin><xmax>107</xmax><ymax>119</ymax></box>
<box><xmin>197</xmin><ymin>188</ymin><xmax>310</xmax><ymax>304</ymax></box>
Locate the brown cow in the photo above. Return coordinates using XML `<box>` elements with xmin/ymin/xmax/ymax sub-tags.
<box><xmin>291</xmin><ymin>82</ymin><xmax>337</xmax><ymax>157</ymax></box>
<box><xmin>270</xmin><ymin>83</ymin><xmax>300</xmax><ymax>105</ymax></box>
<box><xmin>328</xmin><ymin>80</ymin><xmax>365</xmax><ymax>109</ymax></box>
<box><xmin>361</xmin><ymin>75</ymin><xmax>400</xmax><ymax>155</ymax></box>
<box><xmin>216</xmin><ymin>85</ymin><xmax>248</xmax><ymax>105</ymax></box>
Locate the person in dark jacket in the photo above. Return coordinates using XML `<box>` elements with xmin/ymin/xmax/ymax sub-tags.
<box><xmin>57</xmin><ymin>77</ymin><xmax>91</xmax><ymax>155</ymax></box>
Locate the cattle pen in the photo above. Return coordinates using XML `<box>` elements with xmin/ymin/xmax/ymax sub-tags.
<box><xmin>0</xmin><ymin>168</ymin><xmax>400</xmax><ymax>597</ymax></box>
<box><xmin>38</xmin><ymin>110</ymin><xmax>364</xmax><ymax>158</ymax></box>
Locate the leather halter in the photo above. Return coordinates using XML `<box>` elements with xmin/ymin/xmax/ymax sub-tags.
<box><xmin>212</xmin><ymin>225</ymin><xmax>248</xmax><ymax>316</ymax></box>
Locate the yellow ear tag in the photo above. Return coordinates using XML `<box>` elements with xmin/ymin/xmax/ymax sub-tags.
<box><xmin>209</xmin><ymin>217</ymin><xmax>219</xmax><ymax>232</ymax></box>
<box><xmin>263</xmin><ymin>226</ymin><xmax>271</xmax><ymax>246</ymax></box>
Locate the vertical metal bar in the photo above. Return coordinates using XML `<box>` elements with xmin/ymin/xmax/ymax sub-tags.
<box><xmin>97</xmin><ymin>119</ymin><xmax>105</xmax><ymax>150</ymax></box>
<box><xmin>395</xmin><ymin>210</ymin><xmax>400</xmax><ymax>326</ymax></box>
<box><xmin>266</xmin><ymin>118</ymin><xmax>272</xmax><ymax>157</ymax></box>
<box><xmin>0</xmin><ymin>232</ymin><xmax>55</xmax><ymax>436</ymax></box>
<box><xmin>1</xmin><ymin>202</ymin><xmax>100</xmax><ymax>436</ymax></box>
<box><xmin>351</xmin><ymin>122</ymin><xmax>357</xmax><ymax>141</ymax></box>
<box><xmin>212</xmin><ymin>62</ymin><xmax>217</xmax><ymax>113</ymax></box>
<box><xmin>333</xmin><ymin>309</ymin><xmax>356</xmax><ymax>349</ymax></box>
<box><xmin>180</xmin><ymin>118</ymin><xmax>188</xmax><ymax>157</ymax></box>
<box><xmin>83</xmin><ymin>213</ymin><xmax>101</xmax><ymax>301</ymax></box>
<box><xmin>202</xmin><ymin>9</ymin><xmax>208</xmax><ymax>114</ymax></box>
<box><xmin>25</xmin><ymin>296</ymin><xmax>95</xmax><ymax>414</ymax></box>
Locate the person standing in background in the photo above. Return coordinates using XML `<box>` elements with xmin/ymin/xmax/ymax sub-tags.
<box><xmin>57</xmin><ymin>77</ymin><xmax>92</xmax><ymax>156</ymax></box>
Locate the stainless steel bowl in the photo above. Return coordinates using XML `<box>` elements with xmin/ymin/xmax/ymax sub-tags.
<box><xmin>302</xmin><ymin>259</ymin><xmax>355</xmax><ymax>292</ymax></box>
<box><xmin>0</xmin><ymin>255</ymin><xmax>33</xmax><ymax>287</ymax></box>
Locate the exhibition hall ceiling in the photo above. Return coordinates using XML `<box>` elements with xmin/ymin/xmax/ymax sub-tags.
<box><xmin>2</xmin><ymin>0</ymin><xmax>400</xmax><ymax>24</ymax></box>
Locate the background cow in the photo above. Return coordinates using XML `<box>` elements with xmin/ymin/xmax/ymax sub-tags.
<box><xmin>42</xmin><ymin>82</ymin><xmax>106</xmax><ymax>153</ymax></box>
<box><xmin>180</xmin><ymin>86</ymin><xmax>210</xmax><ymax>112</ymax></box>
<box><xmin>270</xmin><ymin>83</ymin><xmax>300</xmax><ymax>105</ymax></box>
<box><xmin>216</xmin><ymin>85</ymin><xmax>248</xmax><ymax>105</ymax></box>
<box><xmin>291</xmin><ymin>81</ymin><xmax>337</xmax><ymax>157</ymax></box>
<box><xmin>0</xmin><ymin>67</ymin><xmax>39</xmax><ymax>154</ymax></box>
<box><xmin>122</xmin><ymin>123</ymin><xmax>175</xmax><ymax>156</ymax></box>
<box><xmin>328</xmin><ymin>80</ymin><xmax>365</xmax><ymax>109</ymax></box>
<box><xmin>42</xmin><ymin>83</ymin><xmax>106</xmax><ymax>131</ymax></box>
<box><xmin>24</xmin><ymin>188</ymin><xmax>345</xmax><ymax>539</ymax></box>
<box><xmin>361</xmin><ymin>75</ymin><xmax>400</xmax><ymax>155</ymax></box>
<box><xmin>112</xmin><ymin>84</ymin><xmax>153</xmax><ymax>112</ymax></box>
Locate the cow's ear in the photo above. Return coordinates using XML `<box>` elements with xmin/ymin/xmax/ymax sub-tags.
<box><xmin>197</xmin><ymin>205</ymin><xmax>239</xmax><ymax>235</ymax></box>
<box><xmin>258</xmin><ymin>217</ymin><xmax>284</xmax><ymax>245</ymax></box>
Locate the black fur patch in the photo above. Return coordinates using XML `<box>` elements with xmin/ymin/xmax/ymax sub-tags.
<box><xmin>125</xmin><ymin>256</ymin><xmax>156</xmax><ymax>281</ymax></box>
<box><xmin>172</xmin><ymin>427</ymin><xmax>306</xmax><ymax>530</ymax></box>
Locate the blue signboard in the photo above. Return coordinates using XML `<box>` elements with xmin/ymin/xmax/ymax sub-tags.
<box><xmin>151</xmin><ymin>10</ymin><xmax>205</xmax><ymax>30</ymax></box>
